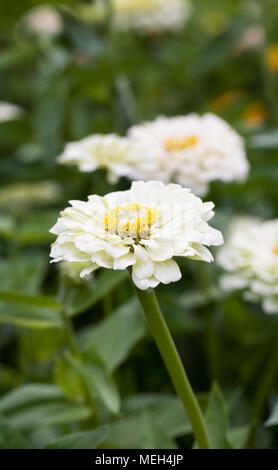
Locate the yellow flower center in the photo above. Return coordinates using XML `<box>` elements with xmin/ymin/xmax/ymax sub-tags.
<box><xmin>164</xmin><ymin>135</ymin><xmax>199</xmax><ymax>152</ymax></box>
<box><xmin>103</xmin><ymin>203</ymin><xmax>159</xmax><ymax>239</ymax></box>
<box><xmin>273</xmin><ymin>244</ymin><xmax>278</xmax><ymax>255</ymax></box>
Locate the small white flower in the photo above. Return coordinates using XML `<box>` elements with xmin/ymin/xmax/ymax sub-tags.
<box><xmin>24</xmin><ymin>6</ymin><xmax>63</xmax><ymax>37</ymax></box>
<box><xmin>0</xmin><ymin>102</ymin><xmax>23</xmax><ymax>122</ymax></box>
<box><xmin>128</xmin><ymin>113</ymin><xmax>249</xmax><ymax>196</ymax></box>
<box><xmin>57</xmin><ymin>133</ymin><xmax>153</xmax><ymax>184</ymax></box>
<box><xmin>111</xmin><ymin>0</ymin><xmax>191</xmax><ymax>35</ymax></box>
<box><xmin>217</xmin><ymin>217</ymin><xmax>278</xmax><ymax>314</ymax></box>
<box><xmin>50</xmin><ymin>181</ymin><xmax>223</xmax><ymax>290</ymax></box>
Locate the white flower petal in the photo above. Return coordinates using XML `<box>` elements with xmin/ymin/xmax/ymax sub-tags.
<box><xmin>133</xmin><ymin>259</ymin><xmax>154</xmax><ymax>280</ymax></box>
<box><xmin>154</xmin><ymin>259</ymin><xmax>181</xmax><ymax>284</ymax></box>
<box><xmin>113</xmin><ymin>252</ymin><xmax>136</xmax><ymax>270</ymax></box>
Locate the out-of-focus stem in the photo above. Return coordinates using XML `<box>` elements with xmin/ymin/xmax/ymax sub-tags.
<box><xmin>245</xmin><ymin>337</ymin><xmax>278</xmax><ymax>448</ymax></box>
<box><xmin>197</xmin><ymin>263</ymin><xmax>221</xmax><ymax>381</ymax></box>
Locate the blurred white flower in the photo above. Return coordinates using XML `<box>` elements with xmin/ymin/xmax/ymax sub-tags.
<box><xmin>24</xmin><ymin>5</ymin><xmax>63</xmax><ymax>37</ymax></box>
<box><xmin>0</xmin><ymin>102</ymin><xmax>23</xmax><ymax>122</ymax></box>
<box><xmin>57</xmin><ymin>133</ymin><xmax>155</xmax><ymax>184</ymax></box>
<box><xmin>50</xmin><ymin>180</ymin><xmax>223</xmax><ymax>290</ymax></box>
<box><xmin>217</xmin><ymin>217</ymin><xmax>278</xmax><ymax>314</ymax></box>
<box><xmin>111</xmin><ymin>0</ymin><xmax>191</xmax><ymax>35</ymax></box>
<box><xmin>234</xmin><ymin>25</ymin><xmax>265</xmax><ymax>54</ymax></box>
<box><xmin>128</xmin><ymin>113</ymin><xmax>249</xmax><ymax>196</ymax></box>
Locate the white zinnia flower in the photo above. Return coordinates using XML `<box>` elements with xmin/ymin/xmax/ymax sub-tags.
<box><xmin>217</xmin><ymin>217</ymin><xmax>278</xmax><ymax>314</ymax></box>
<box><xmin>128</xmin><ymin>113</ymin><xmax>249</xmax><ymax>196</ymax></box>
<box><xmin>111</xmin><ymin>0</ymin><xmax>191</xmax><ymax>35</ymax></box>
<box><xmin>0</xmin><ymin>102</ymin><xmax>23</xmax><ymax>122</ymax></box>
<box><xmin>57</xmin><ymin>133</ymin><xmax>155</xmax><ymax>184</ymax></box>
<box><xmin>50</xmin><ymin>181</ymin><xmax>223</xmax><ymax>290</ymax></box>
<box><xmin>24</xmin><ymin>5</ymin><xmax>63</xmax><ymax>37</ymax></box>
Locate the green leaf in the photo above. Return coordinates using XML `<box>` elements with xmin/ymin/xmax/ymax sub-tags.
<box><xmin>227</xmin><ymin>426</ymin><xmax>249</xmax><ymax>449</ymax></box>
<box><xmin>0</xmin><ymin>254</ymin><xmax>48</xmax><ymax>294</ymax></box>
<box><xmin>249</xmin><ymin>132</ymin><xmax>278</xmax><ymax>149</ymax></box>
<box><xmin>80</xmin><ymin>298</ymin><xmax>146</xmax><ymax>372</ymax></box>
<box><xmin>44</xmin><ymin>425</ymin><xmax>109</xmax><ymax>449</ymax></box>
<box><xmin>18</xmin><ymin>328</ymin><xmax>65</xmax><ymax>362</ymax></box>
<box><xmin>204</xmin><ymin>383</ymin><xmax>232</xmax><ymax>449</ymax></box>
<box><xmin>0</xmin><ymin>214</ymin><xmax>15</xmax><ymax>239</ymax></box>
<box><xmin>0</xmin><ymin>303</ymin><xmax>62</xmax><ymax>329</ymax></box>
<box><xmin>122</xmin><ymin>393</ymin><xmax>191</xmax><ymax>438</ymax></box>
<box><xmin>104</xmin><ymin>394</ymin><xmax>191</xmax><ymax>448</ymax></box>
<box><xmin>265</xmin><ymin>399</ymin><xmax>278</xmax><ymax>427</ymax></box>
<box><xmin>138</xmin><ymin>409</ymin><xmax>178</xmax><ymax>449</ymax></box>
<box><xmin>18</xmin><ymin>210</ymin><xmax>58</xmax><ymax>245</ymax></box>
<box><xmin>54</xmin><ymin>356</ymin><xmax>86</xmax><ymax>402</ymax></box>
<box><xmin>0</xmin><ymin>384</ymin><xmax>63</xmax><ymax>414</ymax></box>
<box><xmin>8</xmin><ymin>401</ymin><xmax>92</xmax><ymax>431</ymax></box>
<box><xmin>66</xmin><ymin>354</ymin><xmax>120</xmax><ymax>415</ymax></box>
<box><xmin>0</xmin><ymin>414</ymin><xmax>30</xmax><ymax>449</ymax></box>
<box><xmin>0</xmin><ymin>363</ymin><xmax>21</xmax><ymax>390</ymax></box>
<box><xmin>0</xmin><ymin>291</ymin><xmax>61</xmax><ymax>310</ymax></box>
<box><xmin>68</xmin><ymin>269</ymin><xmax>128</xmax><ymax>317</ymax></box>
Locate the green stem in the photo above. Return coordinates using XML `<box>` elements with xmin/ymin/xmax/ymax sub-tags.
<box><xmin>204</xmin><ymin>309</ymin><xmax>220</xmax><ymax>381</ymax></box>
<box><xmin>245</xmin><ymin>337</ymin><xmax>278</xmax><ymax>448</ymax></box>
<box><xmin>59</xmin><ymin>284</ymin><xmax>80</xmax><ymax>357</ymax></box>
<box><xmin>197</xmin><ymin>263</ymin><xmax>221</xmax><ymax>381</ymax></box>
<box><xmin>134</xmin><ymin>285</ymin><xmax>211</xmax><ymax>449</ymax></box>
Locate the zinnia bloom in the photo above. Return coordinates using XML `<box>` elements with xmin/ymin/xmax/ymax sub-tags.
<box><xmin>128</xmin><ymin>113</ymin><xmax>249</xmax><ymax>196</ymax></box>
<box><xmin>217</xmin><ymin>217</ymin><xmax>278</xmax><ymax>314</ymax></box>
<box><xmin>111</xmin><ymin>0</ymin><xmax>191</xmax><ymax>35</ymax></box>
<box><xmin>57</xmin><ymin>134</ymin><xmax>154</xmax><ymax>184</ymax></box>
<box><xmin>50</xmin><ymin>181</ymin><xmax>223</xmax><ymax>289</ymax></box>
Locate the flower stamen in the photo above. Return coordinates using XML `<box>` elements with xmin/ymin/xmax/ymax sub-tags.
<box><xmin>103</xmin><ymin>203</ymin><xmax>159</xmax><ymax>239</ymax></box>
<box><xmin>164</xmin><ymin>135</ymin><xmax>198</xmax><ymax>152</ymax></box>
<box><xmin>273</xmin><ymin>244</ymin><xmax>278</xmax><ymax>255</ymax></box>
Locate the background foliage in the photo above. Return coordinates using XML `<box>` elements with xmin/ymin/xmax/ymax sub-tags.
<box><xmin>1</xmin><ymin>0</ymin><xmax>278</xmax><ymax>449</ymax></box>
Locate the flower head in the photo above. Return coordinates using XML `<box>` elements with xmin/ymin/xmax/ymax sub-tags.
<box><xmin>128</xmin><ymin>113</ymin><xmax>249</xmax><ymax>196</ymax></box>
<box><xmin>24</xmin><ymin>6</ymin><xmax>63</xmax><ymax>37</ymax></box>
<box><xmin>111</xmin><ymin>0</ymin><xmax>191</xmax><ymax>35</ymax></box>
<box><xmin>0</xmin><ymin>102</ymin><xmax>23</xmax><ymax>122</ymax></box>
<box><xmin>57</xmin><ymin>133</ymin><xmax>153</xmax><ymax>184</ymax></box>
<box><xmin>217</xmin><ymin>217</ymin><xmax>278</xmax><ymax>314</ymax></box>
<box><xmin>50</xmin><ymin>181</ymin><xmax>223</xmax><ymax>290</ymax></box>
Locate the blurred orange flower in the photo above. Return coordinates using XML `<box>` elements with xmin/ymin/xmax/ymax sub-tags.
<box><xmin>241</xmin><ymin>101</ymin><xmax>268</xmax><ymax>127</ymax></box>
<box><xmin>211</xmin><ymin>89</ymin><xmax>245</xmax><ymax>112</ymax></box>
<box><xmin>265</xmin><ymin>44</ymin><xmax>278</xmax><ymax>71</ymax></box>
